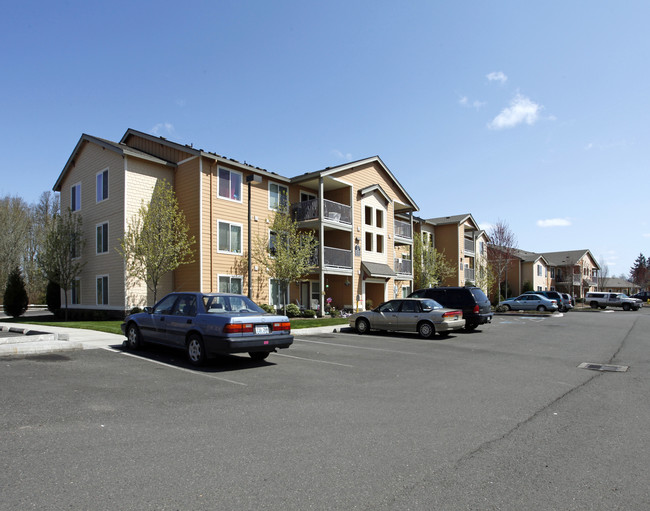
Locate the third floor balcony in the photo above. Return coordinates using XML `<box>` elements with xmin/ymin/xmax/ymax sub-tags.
<box><xmin>292</xmin><ymin>198</ymin><xmax>352</xmax><ymax>226</ymax></box>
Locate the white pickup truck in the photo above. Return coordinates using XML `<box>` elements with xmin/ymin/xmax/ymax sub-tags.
<box><xmin>585</xmin><ymin>292</ymin><xmax>641</xmax><ymax>311</ymax></box>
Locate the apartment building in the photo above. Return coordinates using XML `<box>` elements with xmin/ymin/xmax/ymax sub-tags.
<box><xmin>53</xmin><ymin>129</ymin><xmax>418</xmax><ymax>315</ymax></box>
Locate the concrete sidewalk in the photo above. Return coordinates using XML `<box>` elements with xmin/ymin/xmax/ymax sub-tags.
<box><xmin>0</xmin><ymin>322</ymin><xmax>349</xmax><ymax>358</ymax></box>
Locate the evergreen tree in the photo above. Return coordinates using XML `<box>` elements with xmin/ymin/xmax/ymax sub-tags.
<box><xmin>3</xmin><ymin>267</ymin><xmax>29</xmax><ymax>318</ymax></box>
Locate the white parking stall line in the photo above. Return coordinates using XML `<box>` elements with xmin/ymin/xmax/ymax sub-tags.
<box><xmin>272</xmin><ymin>352</ymin><xmax>355</xmax><ymax>367</ymax></box>
<box><xmin>293</xmin><ymin>337</ymin><xmax>419</xmax><ymax>355</ymax></box>
<box><xmin>102</xmin><ymin>347</ymin><xmax>247</xmax><ymax>386</ymax></box>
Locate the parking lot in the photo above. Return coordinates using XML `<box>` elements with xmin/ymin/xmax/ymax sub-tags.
<box><xmin>2</xmin><ymin>309</ymin><xmax>649</xmax><ymax>510</ymax></box>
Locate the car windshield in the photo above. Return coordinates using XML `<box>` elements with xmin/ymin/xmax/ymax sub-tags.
<box><xmin>203</xmin><ymin>295</ymin><xmax>265</xmax><ymax>314</ymax></box>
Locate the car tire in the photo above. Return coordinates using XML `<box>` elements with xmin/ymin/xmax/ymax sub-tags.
<box><xmin>503</xmin><ymin>304</ymin><xmax>511</xmax><ymax>311</ymax></box>
<box><xmin>418</xmin><ymin>321</ymin><xmax>434</xmax><ymax>339</ymax></box>
<box><xmin>126</xmin><ymin>323</ymin><xmax>142</xmax><ymax>350</ymax></box>
<box><xmin>622</xmin><ymin>303</ymin><xmax>630</xmax><ymax>311</ymax></box>
<box><xmin>249</xmin><ymin>351</ymin><xmax>270</xmax><ymax>361</ymax></box>
<box><xmin>590</xmin><ymin>301</ymin><xmax>599</xmax><ymax>309</ymax></box>
<box><xmin>537</xmin><ymin>305</ymin><xmax>547</xmax><ymax>312</ymax></box>
<box><xmin>355</xmin><ymin>318</ymin><xmax>370</xmax><ymax>335</ymax></box>
<box><xmin>465</xmin><ymin>323</ymin><xmax>478</xmax><ymax>331</ymax></box>
<box><xmin>187</xmin><ymin>333</ymin><xmax>206</xmax><ymax>366</ymax></box>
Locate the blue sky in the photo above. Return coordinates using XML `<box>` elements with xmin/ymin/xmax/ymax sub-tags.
<box><xmin>1</xmin><ymin>1</ymin><xmax>648</xmax><ymax>276</ymax></box>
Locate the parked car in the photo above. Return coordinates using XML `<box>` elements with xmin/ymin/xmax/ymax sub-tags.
<box><xmin>121</xmin><ymin>292</ymin><xmax>294</xmax><ymax>365</ymax></box>
<box><xmin>408</xmin><ymin>286</ymin><xmax>493</xmax><ymax>330</ymax></box>
<box><xmin>561</xmin><ymin>293</ymin><xmax>574</xmax><ymax>310</ymax></box>
<box><xmin>584</xmin><ymin>292</ymin><xmax>641</xmax><ymax>311</ymax></box>
<box><xmin>523</xmin><ymin>290</ymin><xmax>569</xmax><ymax>312</ymax></box>
<box><xmin>631</xmin><ymin>291</ymin><xmax>650</xmax><ymax>304</ymax></box>
<box><xmin>348</xmin><ymin>298</ymin><xmax>465</xmax><ymax>338</ymax></box>
<box><xmin>498</xmin><ymin>294</ymin><xmax>559</xmax><ymax>312</ymax></box>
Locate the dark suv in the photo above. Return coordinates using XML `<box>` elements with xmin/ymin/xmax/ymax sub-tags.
<box><xmin>523</xmin><ymin>290</ymin><xmax>568</xmax><ymax>312</ymax></box>
<box><xmin>408</xmin><ymin>286</ymin><xmax>493</xmax><ymax>330</ymax></box>
<box><xmin>632</xmin><ymin>291</ymin><xmax>650</xmax><ymax>303</ymax></box>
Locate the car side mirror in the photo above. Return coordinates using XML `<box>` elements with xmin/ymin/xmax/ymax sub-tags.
<box><xmin>144</xmin><ymin>306</ymin><xmax>153</xmax><ymax>314</ymax></box>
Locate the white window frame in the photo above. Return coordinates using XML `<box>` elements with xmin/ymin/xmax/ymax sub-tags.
<box><xmin>217</xmin><ymin>167</ymin><xmax>243</xmax><ymax>203</ymax></box>
<box><xmin>537</xmin><ymin>265</ymin><xmax>542</xmax><ymax>277</ymax></box>
<box><xmin>218</xmin><ymin>275</ymin><xmax>243</xmax><ymax>294</ymax></box>
<box><xmin>217</xmin><ymin>220</ymin><xmax>243</xmax><ymax>254</ymax></box>
<box><xmin>71</xmin><ymin>183</ymin><xmax>81</xmax><ymax>212</ymax></box>
<box><xmin>96</xmin><ymin>222</ymin><xmax>109</xmax><ymax>254</ymax></box>
<box><xmin>96</xmin><ymin>275</ymin><xmax>109</xmax><ymax>305</ymax></box>
<box><xmin>96</xmin><ymin>168</ymin><xmax>109</xmax><ymax>203</ymax></box>
<box><xmin>268</xmin><ymin>182</ymin><xmax>288</xmax><ymax>211</ymax></box>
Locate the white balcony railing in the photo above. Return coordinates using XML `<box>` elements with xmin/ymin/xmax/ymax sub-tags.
<box><xmin>394</xmin><ymin>258</ymin><xmax>412</xmax><ymax>275</ymax></box>
<box><xmin>394</xmin><ymin>219</ymin><xmax>412</xmax><ymax>240</ymax></box>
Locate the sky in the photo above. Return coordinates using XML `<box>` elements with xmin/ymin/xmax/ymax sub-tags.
<box><xmin>1</xmin><ymin>0</ymin><xmax>648</xmax><ymax>276</ymax></box>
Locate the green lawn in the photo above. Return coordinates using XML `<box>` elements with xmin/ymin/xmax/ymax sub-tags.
<box><xmin>3</xmin><ymin>316</ymin><xmax>349</xmax><ymax>334</ymax></box>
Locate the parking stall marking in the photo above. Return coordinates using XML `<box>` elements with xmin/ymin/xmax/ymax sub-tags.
<box><xmin>102</xmin><ymin>347</ymin><xmax>247</xmax><ymax>386</ymax></box>
<box><xmin>293</xmin><ymin>337</ymin><xmax>420</xmax><ymax>356</ymax></box>
<box><xmin>272</xmin><ymin>352</ymin><xmax>355</xmax><ymax>367</ymax></box>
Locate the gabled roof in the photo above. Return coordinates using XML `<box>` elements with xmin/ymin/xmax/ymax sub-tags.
<box><xmin>540</xmin><ymin>249</ymin><xmax>600</xmax><ymax>270</ymax></box>
<box><xmin>600</xmin><ymin>278</ymin><xmax>638</xmax><ymax>289</ymax></box>
<box><xmin>510</xmin><ymin>248</ymin><xmax>549</xmax><ymax>265</ymax></box>
<box><xmin>53</xmin><ymin>133</ymin><xmax>175</xmax><ymax>191</ymax></box>
<box><xmin>290</xmin><ymin>156</ymin><xmax>418</xmax><ymax>212</ymax></box>
<box><xmin>359</xmin><ymin>183</ymin><xmax>392</xmax><ymax>204</ymax></box>
<box><xmin>426</xmin><ymin>213</ymin><xmax>479</xmax><ymax>230</ymax></box>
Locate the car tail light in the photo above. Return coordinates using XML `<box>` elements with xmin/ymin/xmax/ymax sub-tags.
<box><xmin>223</xmin><ymin>323</ymin><xmax>254</xmax><ymax>334</ymax></box>
<box><xmin>273</xmin><ymin>322</ymin><xmax>291</xmax><ymax>332</ymax></box>
<box><xmin>473</xmin><ymin>305</ymin><xmax>479</xmax><ymax>313</ymax></box>
<box><xmin>442</xmin><ymin>311</ymin><xmax>462</xmax><ymax>318</ymax></box>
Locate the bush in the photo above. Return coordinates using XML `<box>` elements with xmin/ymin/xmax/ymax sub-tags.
<box><xmin>302</xmin><ymin>309</ymin><xmax>316</xmax><ymax>318</ymax></box>
<box><xmin>285</xmin><ymin>303</ymin><xmax>301</xmax><ymax>317</ymax></box>
<box><xmin>46</xmin><ymin>280</ymin><xmax>61</xmax><ymax>314</ymax></box>
<box><xmin>129</xmin><ymin>307</ymin><xmax>143</xmax><ymax>315</ymax></box>
<box><xmin>365</xmin><ymin>299</ymin><xmax>374</xmax><ymax>310</ymax></box>
<box><xmin>3</xmin><ymin>267</ymin><xmax>29</xmax><ymax>318</ymax></box>
<box><xmin>259</xmin><ymin>304</ymin><xmax>275</xmax><ymax>313</ymax></box>
<box><xmin>329</xmin><ymin>307</ymin><xmax>340</xmax><ymax>318</ymax></box>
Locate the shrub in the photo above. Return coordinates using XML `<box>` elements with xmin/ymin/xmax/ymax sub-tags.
<box><xmin>3</xmin><ymin>267</ymin><xmax>29</xmax><ymax>318</ymax></box>
<box><xmin>129</xmin><ymin>307</ymin><xmax>143</xmax><ymax>315</ymax></box>
<box><xmin>302</xmin><ymin>309</ymin><xmax>316</xmax><ymax>318</ymax></box>
<box><xmin>46</xmin><ymin>280</ymin><xmax>61</xmax><ymax>314</ymax></box>
<box><xmin>365</xmin><ymin>299</ymin><xmax>374</xmax><ymax>310</ymax></box>
<box><xmin>259</xmin><ymin>304</ymin><xmax>275</xmax><ymax>313</ymax></box>
<box><xmin>329</xmin><ymin>307</ymin><xmax>340</xmax><ymax>318</ymax></box>
<box><xmin>285</xmin><ymin>303</ymin><xmax>301</xmax><ymax>317</ymax></box>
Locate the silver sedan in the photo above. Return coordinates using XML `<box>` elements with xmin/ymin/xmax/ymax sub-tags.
<box><xmin>348</xmin><ymin>298</ymin><xmax>465</xmax><ymax>338</ymax></box>
<box><xmin>498</xmin><ymin>294</ymin><xmax>558</xmax><ymax>312</ymax></box>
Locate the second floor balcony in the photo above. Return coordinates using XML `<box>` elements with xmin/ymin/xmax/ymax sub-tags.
<box><xmin>464</xmin><ymin>238</ymin><xmax>475</xmax><ymax>255</ymax></box>
<box><xmin>394</xmin><ymin>258</ymin><xmax>412</xmax><ymax>276</ymax></box>
<box><xmin>292</xmin><ymin>198</ymin><xmax>352</xmax><ymax>225</ymax></box>
<box><xmin>310</xmin><ymin>246</ymin><xmax>353</xmax><ymax>270</ymax></box>
<box><xmin>394</xmin><ymin>219</ymin><xmax>412</xmax><ymax>241</ymax></box>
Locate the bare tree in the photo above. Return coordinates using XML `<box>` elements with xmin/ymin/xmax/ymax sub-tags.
<box><xmin>0</xmin><ymin>196</ymin><xmax>31</xmax><ymax>297</ymax></box>
<box><xmin>24</xmin><ymin>192</ymin><xmax>59</xmax><ymax>302</ymax></box>
<box><xmin>597</xmin><ymin>257</ymin><xmax>609</xmax><ymax>291</ymax></box>
<box><xmin>487</xmin><ymin>220</ymin><xmax>518</xmax><ymax>299</ymax></box>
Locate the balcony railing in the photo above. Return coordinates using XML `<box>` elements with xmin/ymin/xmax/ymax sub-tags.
<box><xmin>292</xmin><ymin>198</ymin><xmax>352</xmax><ymax>225</ymax></box>
<box><xmin>464</xmin><ymin>267</ymin><xmax>475</xmax><ymax>282</ymax></box>
<box><xmin>464</xmin><ymin>238</ymin><xmax>475</xmax><ymax>255</ymax></box>
<box><xmin>310</xmin><ymin>246</ymin><xmax>353</xmax><ymax>269</ymax></box>
<box><xmin>394</xmin><ymin>258</ymin><xmax>412</xmax><ymax>275</ymax></box>
<box><xmin>394</xmin><ymin>219</ymin><xmax>412</xmax><ymax>240</ymax></box>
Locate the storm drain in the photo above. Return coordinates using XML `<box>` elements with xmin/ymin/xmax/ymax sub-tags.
<box><xmin>578</xmin><ymin>362</ymin><xmax>629</xmax><ymax>372</ymax></box>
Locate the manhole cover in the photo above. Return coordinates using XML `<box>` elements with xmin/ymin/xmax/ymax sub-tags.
<box><xmin>578</xmin><ymin>362</ymin><xmax>628</xmax><ymax>372</ymax></box>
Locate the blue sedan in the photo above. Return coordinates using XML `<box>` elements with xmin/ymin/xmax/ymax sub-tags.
<box><xmin>498</xmin><ymin>294</ymin><xmax>558</xmax><ymax>312</ymax></box>
<box><xmin>121</xmin><ymin>292</ymin><xmax>293</xmax><ymax>365</ymax></box>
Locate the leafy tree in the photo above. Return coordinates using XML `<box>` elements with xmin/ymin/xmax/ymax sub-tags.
<box><xmin>253</xmin><ymin>203</ymin><xmax>318</xmax><ymax>314</ymax></box>
<box><xmin>37</xmin><ymin>208</ymin><xmax>85</xmax><ymax>320</ymax></box>
<box><xmin>3</xmin><ymin>267</ymin><xmax>29</xmax><ymax>317</ymax></box>
<box><xmin>46</xmin><ymin>280</ymin><xmax>61</xmax><ymax>314</ymax></box>
<box><xmin>0</xmin><ymin>196</ymin><xmax>31</xmax><ymax>295</ymax></box>
<box><xmin>487</xmin><ymin>220</ymin><xmax>518</xmax><ymax>299</ymax></box>
<box><xmin>413</xmin><ymin>233</ymin><xmax>457</xmax><ymax>288</ymax></box>
<box><xmin>118</xmin><ymin>179</ymin><xmax>195</xmax><ymax>304</ymax></box>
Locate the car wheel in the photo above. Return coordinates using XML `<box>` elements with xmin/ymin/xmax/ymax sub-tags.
<box><xmin>355</xmin><ymin>318</ymin><xmax>370</xmax><ymax>335</ymax></box>
<box><xmin>503</xmin><ymin>304</ymin><xmax>511</xmax><ymax>311</ymax></box>
<box><xmin>126</xmin><ymin>323</ymin><xmax>142</xmax><ymax>350</ymax></box>
<box><xmin>622</xmin><ymin>303</ymin><xmax>630</xmax><ymax>311</ymax></box>
<box><xmin>537</xmin><ymin>305</ymin><xmax>547</xmax><ymax>312</ymax></box>
<box><xmin>464</xmin><ymin>323</ymin><xmax>478</xmax><ymax>331</ymax></box>
<box><xmin>186</xmin><ymin>333</ymin><xmax>206</xmax><ymax>366</ymax></box>
<box><xmin>590</xmin><ymin>301</ymin><xmax>599</xmax><ymax>309</ymax></box>
<box><xmin>249</xmin><ymin>351</ymin><xmax>270</xmax><ymax>361</ymax></box>
<box><xmin>418</xmin><ymin>321</ymin><xmax>434</xmax><ymax>339</ymax></box>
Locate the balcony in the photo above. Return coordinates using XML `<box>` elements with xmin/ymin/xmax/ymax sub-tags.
<box><xmin>310</xmin><ymin>246</ymin><xmax>353</xmax><ymax>270</ymax></box>
<box><xmin>464</xmin><ymin>238</ymin><xmax>475</xmax><ymax>255</ymax></box>
<box><xmin>464</xmin><ymin>267</ymin><xmax>475</xmax><ymax>282</ymax></box>
<box><xmin>292</xmin><ymin>198</ymin><xmax>352</xmax><ymax>225</ymax></box>
<box><xmin>394</xmin><ymin>258</ymin><xmax>412</xmax><ymax>276</ymax></box>
<box><xmin>394</xmin><ymin>219</ymin><xmax>412</xmax><ymax>241</ymax></box>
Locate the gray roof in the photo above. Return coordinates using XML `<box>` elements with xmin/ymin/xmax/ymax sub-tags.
<box><xmin>362</xmin><ymin>262</ymin><xmax>397</xmax><ymax>278</ymax></box>
<box><xmin>600</xmin><ymin>278</ymin><xmax>638</xmax><ymax>290</ymax></box>
<box><xmin>539</xmin><ymin>249</ymin><xmax>596</xmax><ymax>267</ymax></box>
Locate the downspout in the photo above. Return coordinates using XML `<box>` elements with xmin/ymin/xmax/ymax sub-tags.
<box><xmin>319</xmin><ymin>177</ymin><xmax>325</xmax><ymax>317</ymax></box>
<box><xmin>199</xmin><ymin>157</ymin><xmax>203</xmax><ymax>292</ymax></box>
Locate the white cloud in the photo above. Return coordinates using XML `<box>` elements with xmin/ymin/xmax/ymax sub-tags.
<box><xmin>536</xmin><ymin>218</ymin><xmax>571</xmax><ymax>228</ymax></box>
<box><xmin>487</xmin><ymin>71</ymin><xmax>508</xmax><ymax>84</ymax></box>
<box><xmin>459</xmin><ymin>96</ymin><xmax>485</xmax><ymax>109</ymax></box>
<box><xmin>151</xmin><ymin>123</ymin><xmax>175</xmax><ymax>136</ymax></box>
<box><xmin>642</xmin><ymin>233</ymin><xmax>650</xmax><ymax>238</ymax></box>
<box><xmin>331</xmin><ymin>149</ymin><xmax>352</xmax><ymax>161</ymax></box>
<box><xmin>488</xmin><ymin>94</ymin><xmax>542</xmax><ymax>130</ymax></box>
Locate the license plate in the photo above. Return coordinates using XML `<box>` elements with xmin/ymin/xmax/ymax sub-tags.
<box><xmin>255</xmin><ymin>325</ymin><xmax>269</xmax><ymax>334</ymax></box>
